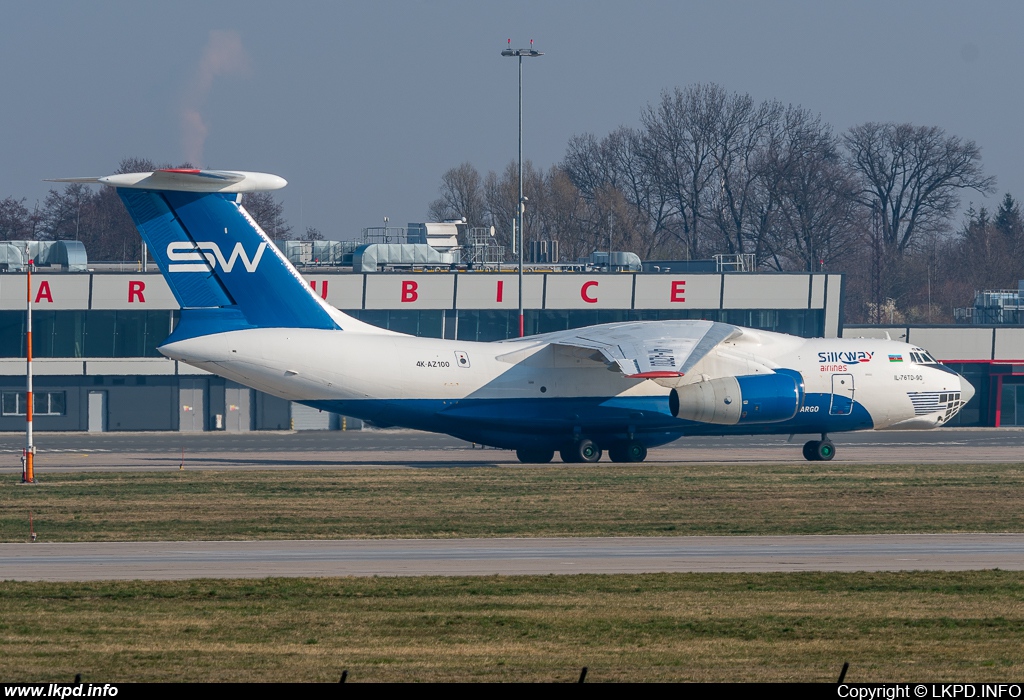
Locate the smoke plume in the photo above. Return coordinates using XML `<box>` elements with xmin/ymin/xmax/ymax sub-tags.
<box><xmin>181</xmin><ymin>30</ymin><xmax>250</xmax><ymax>166</ymax></box>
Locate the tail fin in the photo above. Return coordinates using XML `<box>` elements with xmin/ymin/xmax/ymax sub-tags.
<box><xmin>54</xmin><ymin>169</ymin><xmax>362</xmax><ymax>340</ymax></box>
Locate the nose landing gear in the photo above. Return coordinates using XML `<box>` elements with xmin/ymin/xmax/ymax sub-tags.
<box><xmin>802</xmin><ymin>435</ymin><xmax>836</xmax><ymax>461</ymax></box>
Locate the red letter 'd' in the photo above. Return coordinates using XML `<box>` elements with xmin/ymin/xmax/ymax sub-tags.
<box><xmin>581</xmin><ymin>280</ymin><xmax>598</xmax><ymax>304</ymax></box>
<box><xmin>670</xmin><ymin>280</ymin><xmax>685</xmax><ymax>303</ymax></box>
<box><xmin>496</xmin><ymin>279</ymin><xmax>504</xmax><ymax>303</ymax></box>
<box><xmin>128</xmin><ymin>280</ymin><xmax>146</xmax><ymax>303</ymax></box>
<box><xmin>401</xmin><ymin>280</ymin><xmax>419</xmax><ymax>303</ymax></box>
<box><xmin>35</xmin><ymin>280</ymin><xmax>53</xmax><ymax>303</ymax></box>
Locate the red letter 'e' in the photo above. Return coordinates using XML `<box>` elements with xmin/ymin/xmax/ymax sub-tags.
<box><xmin>401</xmin><ymin>280</ymin><xmax>419</xmax><ymax>303</ymax></box>
<box><xmin>128</xmin><ymin>280</ymin><xmax>146</xmax><ymax>303</ymax></box>
<box><xmin>670</xmin><ymin>280</ymin><xmax>685</xmax><ymax>303</ymax></box>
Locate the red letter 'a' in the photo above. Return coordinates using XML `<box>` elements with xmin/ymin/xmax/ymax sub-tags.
<box><xmin>401</xmin><ymin>280</ymin><xmax>419</xmax><ymax>302</ymax></box>
<box><xmin>128</xmin><ymin>280</ymin><xmax>146</xmax><ymax>303</ymax></box>
<box><xmin>35</xmin><ymin>281</ymin><xmax>53</xmax><ymax>303</ymax></box>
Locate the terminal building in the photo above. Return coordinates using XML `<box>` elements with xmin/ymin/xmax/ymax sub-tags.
<box><xmin>0</xmin><ymin>236</ymin><xmax>1019</xmax><ymax>432</ymax></box>
<box><xmin>0</xmin><ymin>266</ymin><xmax>843</xmax><ymax>432</ymax></box>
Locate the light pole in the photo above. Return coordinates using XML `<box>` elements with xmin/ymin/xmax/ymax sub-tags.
<box><xmin>501</xmin><ymin>39</ymin><xmax>542</xmax><ymax>337</ymax></box>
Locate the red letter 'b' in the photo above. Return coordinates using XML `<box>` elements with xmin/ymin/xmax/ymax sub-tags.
<box><xmin>401</xmin><ymin>280</ymin><xmax>419</xmax><ymax>302</ymax></box>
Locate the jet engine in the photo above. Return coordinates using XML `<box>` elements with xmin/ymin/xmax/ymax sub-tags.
<box><xmin>669</xmin><ymin>372</ymin><xmax>803</xmax><ymax>425</ymax></box>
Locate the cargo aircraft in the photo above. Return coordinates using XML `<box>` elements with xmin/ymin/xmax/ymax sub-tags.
<box><xmin>54</xmin><ymin>169</ymin><xmax>975</xmax><ymax>463</ymax></box>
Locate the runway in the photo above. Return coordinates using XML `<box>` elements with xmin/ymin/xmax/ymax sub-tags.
<box><xmin>1</xmin><ymin>427</ymin><xmax>1022</xmax><ymax>471</ymax></box>
<box><xmin>3</xmin><ymin>534</ymin><xmax>1023</xmax><ymax>581</ymax></box>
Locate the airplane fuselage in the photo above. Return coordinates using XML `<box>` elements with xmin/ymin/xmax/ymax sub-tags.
<box><xmin>161</xmin><ymin>327</ymin><xmax>971</xmax><ymax>451</ymax></box>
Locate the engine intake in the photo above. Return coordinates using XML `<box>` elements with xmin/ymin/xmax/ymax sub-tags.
<box><xmin>669</xmin><ymin>373</ymin><xmax>802</xmax><ymax>425</ymax></box>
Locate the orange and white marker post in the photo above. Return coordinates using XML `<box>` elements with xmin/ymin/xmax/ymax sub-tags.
<box><xmin>22</xmin><ymin>254</ymin><xmax>34</xmax><ymax>483</ymax></box>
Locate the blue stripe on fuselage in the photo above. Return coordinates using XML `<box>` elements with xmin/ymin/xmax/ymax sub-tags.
<box><xmin>301</xmin><ymin>392</ymin><xmax>873</xmax><ymax>449</ymax></box>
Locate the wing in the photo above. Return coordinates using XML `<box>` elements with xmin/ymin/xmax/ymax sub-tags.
<box><xmin>500</xmin><ymin>320</ymin><xmax>743</xmax><ymax>380</ymax></box>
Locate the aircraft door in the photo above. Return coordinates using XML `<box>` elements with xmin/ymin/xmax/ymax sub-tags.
<box><xmin>830</xmin><ymin>374</ymin><xmax>855</xmax><ymax>416</ymax></box>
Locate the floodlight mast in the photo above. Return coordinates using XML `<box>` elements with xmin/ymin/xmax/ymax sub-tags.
<box><xmin>501</xmin><ymin>39</ymin><xmax>543</xmax><ymax>337</ymax></box>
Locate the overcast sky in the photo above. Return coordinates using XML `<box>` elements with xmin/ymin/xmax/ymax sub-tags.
<box><xmin>3</xmin><ymin>1</ymin><xmax>1021</xmax><ymax>239</ymax></box>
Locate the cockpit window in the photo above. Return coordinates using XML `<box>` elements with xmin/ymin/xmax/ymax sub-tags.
<box><xmin>910</xmin><ymin>350</ymin><xmax>939</xmax><ymax>364</ymax></box>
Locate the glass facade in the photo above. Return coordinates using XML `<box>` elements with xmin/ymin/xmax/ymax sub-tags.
<box><xmin>0</xmin><ymin>307</ymin><xmax>823</xmax><ymax>359</ymax></box>
<box><xmin>342</xmin><ymin>308</ymin><xmax>825</xmax><ymax>342</ymax></box>
<box><xmin>0</xmin><ymin>310</ymin><xmax>176</xmax><ymax>358</ymax></box>
<box><xmin>998</xmin><ymin>381</ymin><xmax>1024</xmax><ymax>427</ymax></box>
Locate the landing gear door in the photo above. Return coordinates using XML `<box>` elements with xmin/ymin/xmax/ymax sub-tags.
<box><xmin>830</xmin><ymin>373</ymin><xmax>855</xmax><ymax>416</ymax></box>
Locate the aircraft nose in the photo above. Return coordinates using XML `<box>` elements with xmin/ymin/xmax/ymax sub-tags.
<box><xmin>959</xmin><ymin>374</ymin><xmax>976</xmax><ymax>404</ymax></box>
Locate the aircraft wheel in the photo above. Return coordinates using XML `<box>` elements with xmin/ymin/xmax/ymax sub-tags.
<box><xmin>815</xmin><ymin>440</ymin><xmax>836</xmax><ymax>461</ymax></box>
<box><xmin>516</xmin><ymin>448</ymin><xmax>554</xmax><ymax>464</ymax></box>
<box><xmin>610</xmin><ymin>442</ymin><xmax>647</xmax><ymax>463</ymax></box>
<box><xmin>576</xmin><ymin>438</ymin><xmax>602</xmax><ymax>463</ymax></box>
<box><xmin>802</xmin><ymin>440</ymin><xmax>819</xmax><ymax>461</ymax></box>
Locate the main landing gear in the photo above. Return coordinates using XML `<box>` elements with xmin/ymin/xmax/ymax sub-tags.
<box><xmin>802</xmin><ymin>434</ymin><xmax>836</xmax><ymax>461</ymax></box>
<box><xmin>560</xmin><ymin>438</ymin><xmax>602</xmax><ymax>463</ymax></box>
<box><xmin>516</xmin><ymin>438</ymin><xmax>649</xmax><ymax>464</ymax></box>
<box><xmin>608</xmin><ymin>442</ymin><xmax>648</xmax><ymax>463</ymax></box>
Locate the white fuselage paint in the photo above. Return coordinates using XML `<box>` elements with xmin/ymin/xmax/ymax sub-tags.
<box><xmin>160</xmin><ymin>326</ymin><xmax>973</xmax><ymax>433</ymax></box>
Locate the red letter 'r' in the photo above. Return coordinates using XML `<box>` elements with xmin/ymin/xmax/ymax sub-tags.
<box><xmin>128</xmin><ymin>280</ymin><xmax>146</xmax><ymax>303</ymax></box>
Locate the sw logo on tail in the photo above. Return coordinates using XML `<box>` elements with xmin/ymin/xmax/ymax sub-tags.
<box><xmin>167</xmin><ymin>241</ymin><xmax>268</xmax><ymax>273</ymax></box>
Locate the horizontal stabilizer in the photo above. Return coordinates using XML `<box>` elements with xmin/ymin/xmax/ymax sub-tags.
<box><xmin>47</xmin><ymin>169</ymin><xmax>286</xmax><ymax>193</ymax></box>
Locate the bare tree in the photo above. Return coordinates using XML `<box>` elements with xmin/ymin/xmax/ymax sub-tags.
<box><xmin>0</xmin><ymin>197</ymin><xmax>37</xmax><ymax>241</ymax></box>
<box><xmin>242</xmin><ymin>191</ymin><xmax>292</xmax><ymax>239</ymax></box>
<box><xmin>704</xmin><ymin>93</ymin><xmax>785</xmax><ymax>258</ymax></box>
<box><xmin>484</xmin><ymin>160</ymin><xmax>545</xmax><ymax>253</ymax></box>
<box><xmin>767</xmin><ymin>109</ymin><xmax>860</xmax><ymax>272</ymax></box>
<box><xmin>563</xmin><ymin>127</ymin><xmax>673</xmax><ymax>259</ymax></box>
<box><xmin>844</xmin><ymin>123</ymin><xmax>995</xmax><ymax>255</ymax></box>
<box><xmin>639</xmin><ymin>84</ymin><xmax>722</xmax><ymax>259</ymax></box>
<box><xmin>428</xmin><ymin>162</ymin><xmax>487</xmax><ymax>227</ymax></box>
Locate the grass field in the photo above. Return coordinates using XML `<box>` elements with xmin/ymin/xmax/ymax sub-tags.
<box><xmin>3</xmin><ymin>462</ymin><xmax>1024</xmax><ymax>541</ymax></box>
<box><xmin>3</xmin><ymin>571</ymin><xmax>1024</xmax><ymax>682</ymax></box>
<box><xmin>4</xmin><ymin>463</ymin><xmax>1024</xmax><ymax>682</ymax></box>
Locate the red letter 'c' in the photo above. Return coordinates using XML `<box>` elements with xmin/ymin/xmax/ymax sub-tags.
<box><xmin>581</xmin><ymin>280</ymin><xmax>598</xmax><ymax>304</ymax></box>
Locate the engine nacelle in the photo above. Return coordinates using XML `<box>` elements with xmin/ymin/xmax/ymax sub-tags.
<box><xmin>669</xmin><ymin>372</ymin><xmax>802</xmax><ymax>425</ymax></box>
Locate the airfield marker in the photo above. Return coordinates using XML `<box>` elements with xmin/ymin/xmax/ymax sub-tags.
<box><xmin>22</xmin><ymin>253</ymin><xmax>35</xmax><ymax>484</ymax></box>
